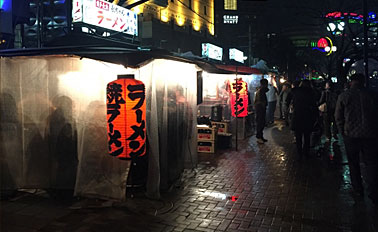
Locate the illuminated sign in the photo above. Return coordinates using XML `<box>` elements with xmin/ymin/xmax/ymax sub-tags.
<box><xmin>223</xmin><ymin>15</ymin><xmax>238</xmax><ymax>24</ymax></box>
<box><xmin>0</xmin><ymin>0</ymin><xmax>11</xmax><ymax>11</ymax></box>
<box><xmin>0</xmin><ymin>0</ymin><xmax>12</xmax><ymax>34</ymax></box>
<box><xmin>313</xmin><ymin>37</ymin><xmax>336</xmax><ymax>56</ymax></box>
<box><xmin>202</xmin><ymin>43</ymin><xmax>223</xmax><ymax>61</ymax></box>
<box><xmin>326</xmin><ymin>11</ymin><xmax>363</xmax><ymax>20</ymax></box>
<box><xmin>229</xmin><ymin>48</ymin><xmax>244</xmax><ymax>63</ymax></box>
<box><xmin>317</xmin><ymin>38</ymin><xmax>328</xmax><ymax>48</ymax></box>
<box><xmin>72</xmin><ymin>0</ymin><xmax>138</xmax><ymax>36</ymax></box>
<box><xmin>325</xmin><ymin>11</ymin><xmax>378</xmax><ymax>26</ymax></box>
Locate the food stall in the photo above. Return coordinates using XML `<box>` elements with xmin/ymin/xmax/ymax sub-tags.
<box><xmin>197</xmin><ymin>65</ymin><xmax>263</xmax><ymax>151</ymax></box>
<box><xmin>0</xmin><ymin>48</ymin><xmax>205</xmax><ymax>201</ymax></box>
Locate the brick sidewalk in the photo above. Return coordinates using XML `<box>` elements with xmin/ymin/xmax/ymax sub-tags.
<box><xmin>1</xmin><ymin>121</ymin><xmax>378</xmax><ymax>232</ymax></box>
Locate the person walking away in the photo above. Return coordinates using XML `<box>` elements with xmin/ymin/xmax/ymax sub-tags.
<box><xmin>254</xmin><ymin>79</ymin><xmax>269</xmax><ymax>144</ymax></box>
<box><xmin>266</xmin><ymin>80</ymin><xmax>278</xmax><ymax>125</ymax></box>
<box><xmin>290</xmin><ymin>80</ymin><xmax>317</xmax><ymax>159</ymax></box>
<box><xmin>279</xmin><ymin>83</ymin><xmax>291</xmax><ymax>126</ymax></box>
<box><xmin>285</xmin><ymin>81</ymin><xmax>300</xmax><ymax>143</ymax></box>
<box><xmin>285</xmin><ymin>81</ymin><xmax>300</xmax><ymax>128</ymax></box>
<box><xmin>335</xmin><ymin>73</ymin><xmax>378</xmax><ymax>206</ymax></box>
<box><xmin>318</xmin><ymin>81</ymin><xmax>338</xmax><ymax>141</ymax></box>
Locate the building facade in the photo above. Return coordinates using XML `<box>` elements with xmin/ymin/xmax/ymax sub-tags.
<box><xmin>0</xmin><ymin>0</ymin><xmax>215</xmax><ymax>56</ymax></box>
<box><xmin>129</xmin><ymin>0</ymin><xmax>215</xmax><ymax>54</ymax></box>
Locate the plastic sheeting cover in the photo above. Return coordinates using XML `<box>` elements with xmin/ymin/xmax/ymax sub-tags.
<box><xmin>0</xmin><ymin>56</ymin><xmax>198</xmax><ymax>200</ymax></box>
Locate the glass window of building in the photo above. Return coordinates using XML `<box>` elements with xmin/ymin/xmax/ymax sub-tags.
<box><xmin>224</xmin><ymin>0</ymin><xmax>237</xmax><ymax>10</ymax></box>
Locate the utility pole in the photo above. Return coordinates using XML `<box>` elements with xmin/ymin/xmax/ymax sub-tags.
<box><xmin>363</xmin><ymin>0</ymin><xmax>369</xmax><ymax>87</ymax></box>
<box><xmin>248</xmin><ymin>24</ymin><xmax>252</xmax><ymax>66</ymax></box>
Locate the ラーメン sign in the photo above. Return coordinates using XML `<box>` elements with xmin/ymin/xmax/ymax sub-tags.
<box><xmin>72</xmin><ymin>0</ymin><xmax>138</xmax><ymax>36</ymax></box>
<box><xmin>106</xmin><ymin>75</ymin><xmax>146</xmax><ymax>160</ymax></box>
<box><xmin>230</xmin><ymin>79</ymin><xmax>248</xmax><ymax>117</ymax></box>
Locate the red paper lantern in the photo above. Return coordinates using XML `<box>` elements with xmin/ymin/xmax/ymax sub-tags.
<box><xmin>230</xmin><ymin>79</ymin><xmax>248</xmax><ymax>117</ymax></box>
<box><xmin>106</xmin><ymin>75</ymin><xmax>146</xmax><ymax>160</ymax></box>
<box><xmin>230</xmin><ymin>79</ymin><xmax>248</xmax><ymax>95</ymax></box>
<box><xmin>231</xmin><ymin>93</ymin><xmax>248</xmax><ymax>117</ymax></box>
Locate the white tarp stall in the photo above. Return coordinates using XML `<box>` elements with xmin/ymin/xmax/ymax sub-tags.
<box><xmin>199</xmin><ymin>72</ymin><xmax>263</xmax><ymax>117</ymax></box>
<box><xmin>0</xmin><ymin>55</ymin><xmax>197</xmax><ymax>201</ymax></box>
<box><xmin>198</xmin><ymin>71</ymin><xmax>264</xmax><ymax>139</ymax></box>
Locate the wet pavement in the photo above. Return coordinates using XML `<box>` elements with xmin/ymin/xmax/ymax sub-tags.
<box><xmin>1</xmin><ymin>120</ymin><xmax>378</xmax><ymax>232</ymax></box>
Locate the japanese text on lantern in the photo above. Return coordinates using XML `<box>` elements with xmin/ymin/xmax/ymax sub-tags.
<box><xmin>230</xmin><ymin>80</ymin><xmax>248</xmax><ymax>117</ymax></box>
<box><xmin>106</xmin><ymin>78</ymin><xmax>146</xmax><ymax>159</ymax></box>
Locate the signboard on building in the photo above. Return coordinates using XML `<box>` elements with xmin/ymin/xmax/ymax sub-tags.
<box><xmin>229</xmin><ymin>48</ymin><xmax>244</xmax><ymax>63</ymax></box>
<box><xmin>223</xmin><ymin>15</ymin><xmax>238</xmax><ymax>24</ymax></box>
<box><xmin>72</xmin><ymin>0</ymin><xmax>138</xmax><ymax>36</ymax></box>
<box><xmin>202</xmin><ymin>43</ymin><xmax>223</xmax><ymax>61</ymax></box>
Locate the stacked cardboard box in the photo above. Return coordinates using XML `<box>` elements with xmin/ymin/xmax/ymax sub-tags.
<box><xmin>211</xmin><ymin>120</ymin><xmax>232</xmax><ymax>149</ymax></box>
<box><xmin>197</xmin><ymin>125</ymin><xmax>217</xmax><ymax>153</ymax></box>
<box><xmin>211</xmin><ymin>120</ymin><xmax>230</xmax><ymax>135</ymax></box>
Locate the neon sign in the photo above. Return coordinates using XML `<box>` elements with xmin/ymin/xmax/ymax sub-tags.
<box><xmin>325</xmin><ymin>11</ymin><xmax>378</xmax><ymax>26</ymax></box>
<box><xmin>326</xmin><ymin>11</ymin><xmax>363</xmax><ymax>20</ymax></box>
<box><xmin>0</xmin><ymin>0</ymin><xmax>11</xmax><ymax>11</ymax></box>
<box><xmin>0</xmin><ymin>0</ymin><xmax>12</xmax><ymax>34</ymax></box>
<box><xmin>313</xmin><ymin>37</ymin><xmax>336</xmax><ymax>56</ymax></box>
<box><xmin>317</xmin><ymin>38</ymin><xmax>328</xmax><ymax>48</ymax></box>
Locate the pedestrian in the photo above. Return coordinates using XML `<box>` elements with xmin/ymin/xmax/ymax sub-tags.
<box><xmin>290</xmin><ymin>80</ymin><xmax>317</xmax><ymax>159</ymax></box>
<box><xmin>286</xmin><ymin>80</ymin><xmax>300</xmax><ymax>131</ymax></box>
<box><xmin>335</xmin><ymin>73</ymin><xmax>378</xmax><ymax>206</ymax></box>
<box><xmin>254</xmin><ymin>78</ymin><xmax>269</xmax><ymax>144</ymax></box>
<box><xmin>266</xmin><ymin>79</ymin><xmax>278</xmax><ymax>125</ymax></box>
<box><xmin>279</xmin><ymin>82</ymin><xmax>291</xmax><ymax>126</ymax></box>
<box><xmin>318</xmin><ymin>81</ymin><xmax>338</xmax><ymax>141</ymax></box>
<box><xmin>343</xmin><ymin>82</ymin><xmax>349</xmax><ymax>92</ymax></box>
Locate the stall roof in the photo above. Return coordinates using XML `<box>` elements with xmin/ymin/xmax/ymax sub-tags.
<box><xmin>0</xmin><ymin>46</ymin><xmax>235</xmax><ymax>75</ymax></box>
<box><xmin>215</xmin><ymin>64</ymin><xmax>262</xmax><ymax>75</ymax></box>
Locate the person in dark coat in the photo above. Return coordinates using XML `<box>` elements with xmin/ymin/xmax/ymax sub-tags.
<box><xmin>335</xmin><ymin>73</ymin><xmax>378</xmax><ymax>205</ymax></box>
<box><xmin>318</xmin><ymin>81</ymin><xmax>338</xmax><ymax>141</ymax></box>
<box><xmin>290</xmin><ymin>80</ymin><xmax>317</xmax><ymax>159</ymax></box>
<box><xmin>254</xmin><ymin>79</ymin><xmax>269</xmax><ymax>144</ymax></box>
<box><xmin>279</xmin><ymin>82</ymin><xmax>291</xmax><ymax>126</ymax></box>
<box><xmin>285</xmin><ymin>80</ymin><xmax>300</xmax><ymax>129</ymax></box>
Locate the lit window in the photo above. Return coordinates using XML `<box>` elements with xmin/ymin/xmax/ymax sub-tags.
<box><xmin>224</xmin><ymin>0</ymin><xmax>237</xmax><ymax>10</ymax></box>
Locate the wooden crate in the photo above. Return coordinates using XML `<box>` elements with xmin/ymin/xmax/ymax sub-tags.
<box><xmin>197</xmin><ymin>140</ymin><xmax>216</xmax><ymax>153</ymax></box>
<box><xmin>197</xmin><ymin>125</ymin><xmax>216</xmax><ymax>141</ymax></box>
<box><xmin>211</xmin><ymin>121</ymin><xmax>229</xmax><ymax>135</ymax></box>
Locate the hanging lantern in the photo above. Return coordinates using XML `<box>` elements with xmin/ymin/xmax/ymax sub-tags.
<box><xmin>106</xmin><ymin>74</ymin><xmax>146</xmax><ymax>160</ymax></box>
<box><xmin>230</xmin><ymin>79</ymin><xmax>248</xmax><ymax>95</ymax></box>
<box><xmin>230</xmin><ymin>79</ymin><xmax>248</xmax><ymax>117</ymax></box>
